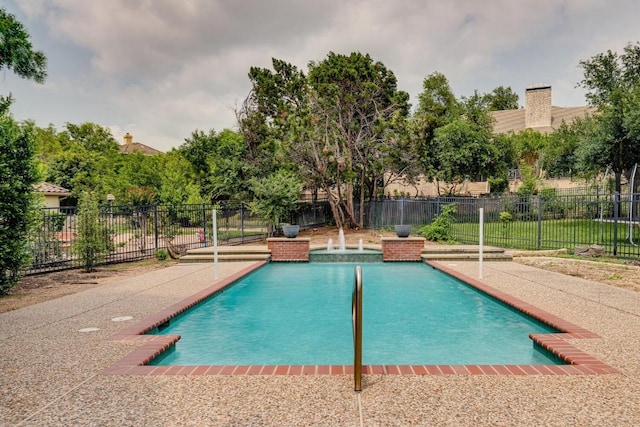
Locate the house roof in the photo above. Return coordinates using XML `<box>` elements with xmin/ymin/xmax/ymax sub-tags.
<box><xmin>34</xmin><ymin>182</ymin><xmax>72</xmax><ymax>196</ymax></box>
<box><xmin>119</xmin><ymin>132</ymin><xmax>163</xmax><ymax>155</ymax></box>
<box><xmin>119</xmin><ymin>141</ymin><xmax>163</xmax><ymax>155</ymax></box>
<box><xmin>491</xmin><ymin>106</ymin><xmax>596</xmax><ymax>134</ymax></box>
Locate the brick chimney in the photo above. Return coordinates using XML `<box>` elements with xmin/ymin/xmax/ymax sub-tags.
<box><xmin>525</xmin><ymin>85</ymin><xmax>552</xmax><ymax>128</ymax></box>
<box><xmin>123</xmin><ymin>132</ymin><xmax>133</xmax><ymax>145</ymax></box>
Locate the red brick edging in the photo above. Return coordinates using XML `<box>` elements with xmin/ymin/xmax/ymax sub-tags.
<box><xmin>102</xmin><ymin>260</ymin><xmax>618</xmax><ymax>376</ymax></box>
<box><xmin>267</xmin><ymin>237</ymin><xmax>310</xmax><ymax>261</ymax></box>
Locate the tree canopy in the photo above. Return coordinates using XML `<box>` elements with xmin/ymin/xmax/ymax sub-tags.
<box><xmin>482</xmin><ymin>86</ymin><xmax>519</xmax><ymax>111</ymax></box>
<box><xmin>0</xmin><ymin>8</ymin><xmax>47</xmax><ymax>113</ymax></box>
<box><xmin>240</xmin><ymin>52</ymin><xmax>410</xmax><ymax>228</ymax></box>
<box><xmin>410</xmin><ymin>73</ymin><xmax>514</xmax><ymax>194</ymax></box>
<box><xmin>0</xmin><ymin>8</ymin><xmax>45</xmax><ymax>293</ymax></box>
<box><xmin>577</xmin><ymin>42</ymin><xmax>640</xmax><ymax>193</ymax></box>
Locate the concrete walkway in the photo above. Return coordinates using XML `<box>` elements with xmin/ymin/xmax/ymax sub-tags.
<box><xmin>1</xmin><ymin>260</ymin><xmax>639</xmax><ymax>426</ymax></box>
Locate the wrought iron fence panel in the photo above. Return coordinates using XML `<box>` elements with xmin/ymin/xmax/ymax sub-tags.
<box><xmin>25</xmin><ymin>195</ymin><xmax>640</xmax><ymax>275</ymax></box>
<box><xmin>25</xmin><ymin>201</ymin><xmax>335</xmax><ymax>275</ymax></box>
<box><xmin>292</xmin><ymin>201</ymin><xmax>333</xmax><ymax>230</ymax></box>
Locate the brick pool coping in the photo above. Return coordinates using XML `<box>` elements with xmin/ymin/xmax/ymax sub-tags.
<box><xmin>102</xmin><ymin>260</ymin><xmax>618</xmax><ymax>376</ymax></box>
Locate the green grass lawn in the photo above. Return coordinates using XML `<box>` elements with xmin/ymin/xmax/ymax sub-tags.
<box><xmin>450</xmin><ymin>218</ymin><xmax>639</xmax><ymax>254</ymax></box>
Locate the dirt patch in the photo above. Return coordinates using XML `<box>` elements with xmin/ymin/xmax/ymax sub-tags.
<box><xmin>2</xmin><ymin>227</ymin><xmax>638</xmax><ymax>313</ymax></box>
<box><xmin>515</xmin><ymin>257</ymin><xmax>640</xmax><ymax>292</ymax></box>
<box><xmin>298</xmin><ymin>226</ymin><xmax>398</xmax><ymax>246</ymax></box>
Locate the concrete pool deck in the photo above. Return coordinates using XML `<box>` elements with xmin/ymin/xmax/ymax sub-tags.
<box><xmin>1</xmin><ymin>260</ymin><xmax>639</xmax><ymax>425</ymax></box>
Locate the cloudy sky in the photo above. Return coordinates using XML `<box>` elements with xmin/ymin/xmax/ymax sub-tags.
<box><xmin>2</xmin><ymin>0</ymin><xmax>639</xmax><ymax>152</ymax></box>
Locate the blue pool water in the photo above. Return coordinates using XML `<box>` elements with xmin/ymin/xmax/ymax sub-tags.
<box><xmin>149</xmin><ymin>262</ymin><xmax>560</xmax><ymax>366</ymax></box>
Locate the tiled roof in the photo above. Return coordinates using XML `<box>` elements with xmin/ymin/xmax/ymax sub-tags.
<box><xmin>34</xmin><ymin>182</ymin><xmax>71</xmax><ymax>196</ymax></box>
<box><xmin>491</xmin><ymin>106</ymin><xmax>596</xmax><ymax>134</ymax></box>
<box><xmin>119</xmin><ymin>142</ymin><xmax>163</xmax><ymax>155</ymax></box>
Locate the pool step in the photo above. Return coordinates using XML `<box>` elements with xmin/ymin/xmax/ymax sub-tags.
<box><xmin>179</xmin><ymin>246</ymin><xmax>271</xmax><ymax>263</ymax></box>
<box><xmin>421</xmin><ymin>245</ymin><xmax>512</xmax><ymax>262</ymax></box>
<box><xmin>178</xmin><ymin>244</ymin><xmax>512</xmax><ymax>263</ymax></box>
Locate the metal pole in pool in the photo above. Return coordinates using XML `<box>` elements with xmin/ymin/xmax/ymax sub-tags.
<box><xmin>213</xmin><ymin>209</ymin><xmax>219</xmax><ymax>279</ymax></box>
<box><xmin>479</xmin><ymin>207</ymin><xmax>484</xmax><ymax>279</ymax></box>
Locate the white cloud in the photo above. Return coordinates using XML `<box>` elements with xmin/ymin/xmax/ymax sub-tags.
<box><xmin>6</xmin><ymin>0</ymin><xmax>640</xmax><ymax>151</ymax></box>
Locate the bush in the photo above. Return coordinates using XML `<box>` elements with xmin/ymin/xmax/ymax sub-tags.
<box><xmin>0</xmin><ymin>113</ymin><xmax>39</xmax><ymax>294</ymax></box>
<box><xmin>73</xmin><ymin>191</ymin><xmax>114</xmax><ymax>272</ymax></box>
<box><xmin>248</xmin><ymin>170</ymin><xmax>301</xmax><ymax>236</ymax></box>
<box><xmin>419</xmin><ymin>204</ymin><xmax>457</xmax><ymax>242</ymax></box>
<box><xmin>155</xmin><ymin>249</ymin><xmax>168</xmax><ymax>261</ymax></box>
<box><xmin>499</xmin><ymin>211</ymin><xmax>513</xmax><ymax>239</ymax></box>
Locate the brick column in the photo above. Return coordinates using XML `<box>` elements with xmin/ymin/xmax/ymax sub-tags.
<box><xmin>381</xmin><ymin>237</ymin><xmax>425</xmax><ymax>261</ymax></box>
<box><xmin>267</xmin><ymin>238</ymin><xmax>310</xmax><ymax>262</ymax></box>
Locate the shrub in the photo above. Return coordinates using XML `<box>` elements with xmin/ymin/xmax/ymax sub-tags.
<box><xmin>419</xmin><ymin>204</ymin><xmax>457</xmax><ymax>242</ymax></box>
<box><xmin>499</xmin><ymin>211</ymin><xmax>513</xmax><ymax>239</ymax></box>
<box><xmin>248</xmin><ymin>170</ymin><xmax>301</xmax><ymax>236</ymax></box>
<box><xmin>155</xmin><ymin>249</ymin><xmax>168</xmax><ymax>261</ymax></box>
<box><xmin>73</xmin><ymin>191</ymin><xmax>113</xmax><ymax>272</ymax></box>
<box><xmin>0</xmin><ymin>114</ymin><xmax>39</xmax><ymax>294</ymax></box>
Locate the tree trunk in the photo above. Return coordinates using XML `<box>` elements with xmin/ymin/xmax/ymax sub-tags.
<box><xmin>322</xmin><ymin>178</ymin><xmax>344</xmax><ymax>229</ymax></box>
<box><xmin>358</xmin><ymin>169</ymin><xmax>366</xmax><ymax>228</ymax></box>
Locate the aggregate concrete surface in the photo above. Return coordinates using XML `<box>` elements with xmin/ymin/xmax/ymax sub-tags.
<box><xmin>1</xmin><ymin>260</ymin><xmax>639</xmax><ymax>426</ymax></box>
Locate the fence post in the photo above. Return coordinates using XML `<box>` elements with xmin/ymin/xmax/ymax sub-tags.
<box><xmin>240</xmin><ymin>203</ymin><xmax>245</xmax><ymax>241</ymax></box>
<box><xmin>202</xmin><ymin>204</ymin><xmax>207</xmax><ymax>246</ymax></box>
<box><xmin>613</xmin><ymin>193</ymin><xmax>619</xmax><ymax>256</ymax></box>
<box><xmin>537</xmin><ymin>195</ymin><xmax>542</xmax><ymax>250</ymax></box>
<box><xmin>313</xmin><ymin>201</ymin><xmax>317</xmax><ymax>227</ymax></box>
<box><xmin>153</xmin><ymin>204</ymin><xmax>159</xmax><ymax>251</ymax></box>
<box><xmin>479</xmin><ymin>207</ymin><xmax>484</xmax><ymax>279</ymax></box>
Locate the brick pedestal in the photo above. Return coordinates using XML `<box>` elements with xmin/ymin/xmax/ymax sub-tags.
<box><xmin>267</xmin><ymin>238</ymin><xmax>310</xmax><ymax>261</ymax></box>
<box><xmin>381</xmin><ymin>237</ymin><xmax>425</xmax><ymax>261</ymax></box>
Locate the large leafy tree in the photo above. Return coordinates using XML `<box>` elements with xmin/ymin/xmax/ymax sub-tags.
<box><xmin>0</xmin><ymin>8</ymin><xmax>46</xmax><ymax>293</ymax></box>
<box><xmin>410</xmin><ymin>72</ymin><xmax>460</xmax><ymax>179</ymax></box>
<box><xmin>577</xmin><ymin>42</ymin><xmax>640</xmax><ymax>193</ymax></box>
<box><xmin>304</xmin><ymin>52</ymin><xmax>410</xmax><ymax>227</ymax></box>
<box><xmin>241</xmin><ymin>53</ymin><xmax>409</xmax><ymax>229</ymax></box>
<box><xmin>179</xmin><ymin>128</ymin><xmax>256</xmax><ymax>202</ymax></box>
<box><xmin>113</xmin><ymin>151</ymin><xmax>162</xmax><ymax>200</ymax></box>
<box><xmin>510</xmin><ymin>129</ymin><xmax>549</xmax><ymax>173</ymax></box>
<box><xmin>429</xmin><ymin>93</ymin><xmax>510</xmax><ymax>194</ymax></box>
<box><xmin>43</xmin><ymin>123</ymin><xmax>121</xmax><ymax>200</ymax></box>
<box><xmin>0</xmin><ymin>8</ymin><xmax>47</xmax><ymax>113</ymax></box>
<box><xmin>541</xmin><ymin>118</ymin><xmax>593</xmax><ymax>178</ymax></box>
<box><xmin>158</xmin><ymin>150</ymin><xmax>203</xmax><ymax>206</ymax></box>
<box><xmin>412</xmin><ymin>75</ymin><xmax>513</xmax><ymax>194</ymax></box>
<box><xmin>482</xmin><ymin>86</ymin><xmax>519</xmax><ymax>111</ymax></box>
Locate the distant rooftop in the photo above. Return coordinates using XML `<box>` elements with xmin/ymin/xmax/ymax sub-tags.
<box><xmin>119</xmin><ymin>132</ymin><xmax>163</xmax><ymax>155</ymax></box>
<box><xmin>491</xmin><ymin>85</ymin><xmax>596</xmax><ymax>134</ymax></box>
<box><xmin>34</xmin><ymin>182</ymin><xmax>71</xmax><ymax>196</ymax></box>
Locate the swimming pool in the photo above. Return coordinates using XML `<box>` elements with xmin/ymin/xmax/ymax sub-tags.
<box><xmin>149</xmin><ymin>262</ymin><xmax>560</xmax><ymax>366</ymax></box>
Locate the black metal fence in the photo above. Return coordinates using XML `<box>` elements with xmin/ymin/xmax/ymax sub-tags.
<box><xmin>26</xmin><ymin>193</ymin><xmax>640</xmax><ymax>275</ymax></box>
<box><xmin>26</xmin><ymin>201</ymin><xmax>332</xmax><ymax>275</ymax></box>
<box><xmin>362</xmin><ymin>193</ymin><xmax>640</xmax><ymax>258</ymax></box>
